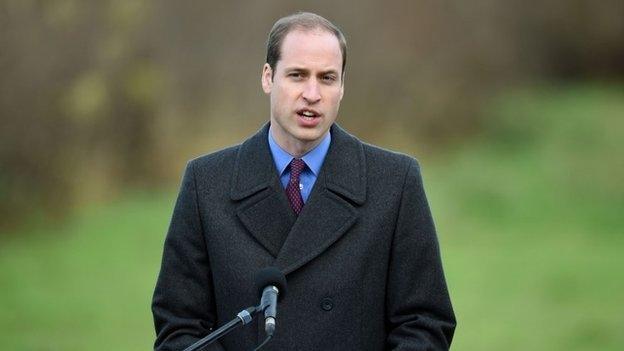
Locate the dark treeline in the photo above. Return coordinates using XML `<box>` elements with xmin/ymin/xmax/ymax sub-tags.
<box><xmin>1</xmin><ymin>0</ymin><xmax>623</xmax><ymax>229</ymax></box>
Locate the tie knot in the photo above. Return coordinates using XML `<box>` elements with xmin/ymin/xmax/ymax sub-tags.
<box><xmin>289</xmin><ymin>158</ymin><xmax>306</xmax><ymax>177</ymax></box>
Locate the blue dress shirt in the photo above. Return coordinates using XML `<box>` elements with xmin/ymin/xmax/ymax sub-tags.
<box><xmin>268</xmin><ymin>127</ymin><xmax>331</xmax><ymax>203</ymax></box>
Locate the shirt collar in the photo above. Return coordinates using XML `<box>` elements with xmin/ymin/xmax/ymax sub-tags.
<box><xmin>268</xmin><ymin>126</ymin><xmax>331</xmax><ymax>176</ymax></box>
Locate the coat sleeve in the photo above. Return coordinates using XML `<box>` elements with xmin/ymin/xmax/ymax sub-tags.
<box><xmin>151</xmin><ymin>161</ymin><xmax>225</xmax><ymax>351</ymax></box>
<box><xmin>385</xmin><ymin>157</ymin><xmax>456</xmax><ymax>350</ymax></box>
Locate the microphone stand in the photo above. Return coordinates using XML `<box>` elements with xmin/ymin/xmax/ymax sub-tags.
<box><xmin>183</xmin><ymin>305</ymin><xmax>261</xmax><ymax>351</ymax></box>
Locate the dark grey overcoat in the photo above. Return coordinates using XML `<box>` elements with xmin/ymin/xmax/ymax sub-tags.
<box><xmin>152</xmin><ymin>124</ymin><xmax>456</xmax><ymax>350</ymax></box>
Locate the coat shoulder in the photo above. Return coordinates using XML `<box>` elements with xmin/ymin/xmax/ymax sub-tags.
<box><xmin>361</xmin><ymin>141</ymin><xmax>422</xmax><ymax>181</ymax></box>
<box><xmin>186</xmin><ymin>144</ymin><xmax>241</xmax><ymax>177</ymax></box>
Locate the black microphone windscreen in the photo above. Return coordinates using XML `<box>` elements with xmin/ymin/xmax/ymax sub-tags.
<box><xmin>255</xmin><ymin>267</ymin><xmax>287</xmax><ymax>300</ymax></box>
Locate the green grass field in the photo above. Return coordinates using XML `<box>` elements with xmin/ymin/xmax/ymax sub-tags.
<box><xmin>1</xmin><ymin>84</ymin><xmax>622</xmax><ymax>350</ymax></box>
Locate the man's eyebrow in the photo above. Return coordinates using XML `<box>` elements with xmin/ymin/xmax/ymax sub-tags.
<box><xmin>283</xmin><ymin>67</ymin><xmax>340</xmax><ymax>79</ymax></box>
<box><xmin>285</xmin><ymin>67</ymin><xmax>309</xmax><ymax>72</ymax></box>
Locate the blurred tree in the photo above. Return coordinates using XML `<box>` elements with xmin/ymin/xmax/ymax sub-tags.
<box><xmin>1</xmin><ymin>0</ymin><xmax>622</xmax><ymax>230</ymax></box>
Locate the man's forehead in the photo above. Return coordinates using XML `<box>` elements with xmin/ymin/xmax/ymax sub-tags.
<box><xmin>281</xmin><ymin>28</ymin><xmax>340</xmax><ymax>48</ymax></box>
<box><xmin>278</xmin><ymin>29</ymin><xmax>342</xmax><ymax>68</ymax></box>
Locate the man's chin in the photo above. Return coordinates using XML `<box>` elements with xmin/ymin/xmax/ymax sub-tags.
<box><xmin>293</xmin><ymin>129</ymin><xmax>327</xmax><ymax>143</ymax></box>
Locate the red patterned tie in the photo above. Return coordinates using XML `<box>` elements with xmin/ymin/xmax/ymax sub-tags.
<box><xmin>286</xmin><ymin>158</ymin><xmax>306</xmax><ymax>215</ymax></box>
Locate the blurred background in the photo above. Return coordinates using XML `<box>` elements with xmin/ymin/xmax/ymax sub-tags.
<box><xmin>1</xmin><ymin>0</ymin><xmax>623</xmax><ymax>350</ymax></box>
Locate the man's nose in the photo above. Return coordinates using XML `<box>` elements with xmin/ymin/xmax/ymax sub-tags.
<box><xmin>302</xmin><ymin>80</ymin><xmax>321</xmax><ymax>103</ymax></box>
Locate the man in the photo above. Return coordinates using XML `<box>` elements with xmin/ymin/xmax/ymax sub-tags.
<box><xmin>152</xmin><ymin>12</ymin><xmax>455</xmax><ymax>350</ymax></box>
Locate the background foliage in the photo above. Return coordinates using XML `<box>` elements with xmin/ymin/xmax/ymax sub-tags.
<box><xmin>1</xmin><ymin>0</ymin><xmax>623</xmax><ymax>350</ymax></box>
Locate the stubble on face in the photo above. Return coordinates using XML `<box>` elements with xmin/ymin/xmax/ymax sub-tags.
<box><xmin>262</xmin><ymin>28</ymin><xmax>344</xmax><ymax>157</ymax></box>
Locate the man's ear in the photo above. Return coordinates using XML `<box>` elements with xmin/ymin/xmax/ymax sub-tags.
<box><xmin>339</xmin><ymin>71</ymin><xmax>345</xmax><ymax>100</ymax></box>
<box><xmin>261</xmin><ymin>63</ymin><xmax>273</xmax><ymax>94</ymax></box>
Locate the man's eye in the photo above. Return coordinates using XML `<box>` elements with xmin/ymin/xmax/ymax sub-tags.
<box><xmin>322</xmin><ymin>75</ymin><xmax>336</xmax><ymax>82</ymax></box>
<box><xmin>289</xmin><ymin>73</ymin><xmax>303</xmax><ymax>78</ymax></box>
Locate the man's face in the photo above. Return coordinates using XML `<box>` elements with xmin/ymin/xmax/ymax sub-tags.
<box><xmin>262</xmin><ymin>28</ymin><xmax>344</xmax><ymax>155</ymax></box>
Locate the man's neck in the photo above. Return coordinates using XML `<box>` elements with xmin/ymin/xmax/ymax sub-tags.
<box><xmin>269</xmin><ymin>128</ymin><xmax>327</xmax><ymax>158</ymax></box>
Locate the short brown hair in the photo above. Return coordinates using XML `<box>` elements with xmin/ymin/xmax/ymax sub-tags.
<box><xmin>266</xmin><ymin>12</ymin><xmax>347</xmax><ymax>77</ymax></box>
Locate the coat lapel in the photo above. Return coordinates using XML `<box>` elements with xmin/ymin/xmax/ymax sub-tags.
<box><xmin>231</xmin><ymin>124</ymin><xmax>296</xmax><ymax>257</ymax></box>
<box><xmin>230</xmin><ymin>123</ymin><xmax>368</xmax><ymax>271</ymax></box>
<box><xmin>275</xmin><ymin>124</ymin><xmax>367</xmax><ymax>275</ymax></box>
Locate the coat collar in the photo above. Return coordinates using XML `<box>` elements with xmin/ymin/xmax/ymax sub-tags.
<box><xmin>230</xmin><ymin>123</ymin><xmax>366</xmax><ymax>205</ymax></box>
<box><xmin>230</xmin><ymin>123</ymin><xmax>367</xmax><ymax>274</ymax></box>
<box><xmin>229</xmin><ymin>123</ymin><xmax>278</xmax><ymax>201</ymax></box>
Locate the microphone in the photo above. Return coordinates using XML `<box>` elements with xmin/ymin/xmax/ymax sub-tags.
<box><xmin>255</xmin><ymin>267</ymin><xmax>287</xmax><ymax>336</ymax></box>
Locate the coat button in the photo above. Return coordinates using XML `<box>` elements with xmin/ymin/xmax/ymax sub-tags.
<box><xmin>321</xmin><ymin>297</ymin><xmax>334</xmax><ymax>311</ymax></box>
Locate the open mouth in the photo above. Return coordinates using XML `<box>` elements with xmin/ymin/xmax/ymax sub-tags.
<box><xmin>297</xmin><ymin>108</ymin><xmax>321</xmax><ymax>120</ymax></box>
